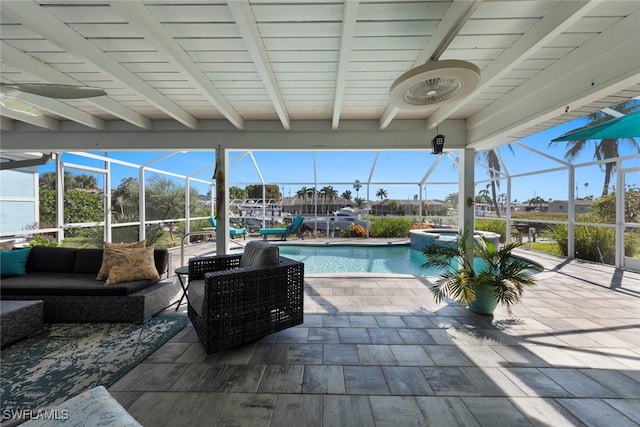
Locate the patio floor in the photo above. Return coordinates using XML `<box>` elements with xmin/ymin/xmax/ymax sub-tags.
<box><xmin>110</xmin><ymin>245</ymin><xmax>640</xmax><ymax>426</ymax></box>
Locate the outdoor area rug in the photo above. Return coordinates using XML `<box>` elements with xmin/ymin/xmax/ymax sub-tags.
<box><xmin>0</xmin><ymin>315</ymin><xmax>187</xmax><ymax>413</ymax></box>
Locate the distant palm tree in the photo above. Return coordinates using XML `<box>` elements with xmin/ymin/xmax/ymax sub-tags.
<box><xmin>549</xmin><ymin>100</ymin><xmax>639</xmax><ymax>196</ymax></box>
<box><xmin>341</xmin><ymin>190</ymin><xmax>352</xmax><ymax>201</ymax></box>
<box><xmin>477</xmin><ymin>149</ymin><xmax>507</xmax><ymax>217</ymax></box>
<box><xmin>354</xmin><ymin>197</ymin><xmax>366</xmax><ymax>208</ymax></box>
<box><xmin>353</xmin><ymin>180</ymin><xmax>362</xmax><ymax>198</ymax></box>
<box><xmin>528</xmin><ymin>196</ymin><xmax>546</xmax><ymax>210</ymax></box>
<box><xmin>376</xmin><ymin>188</ymin><xmax>388</xmax><ymax>200</ymax></box>
<box><xmin>296</xmin><ymin>186</ymin><xmax>309</xmax><ymax>213</ymax></box>
<box><xmin>388</xmin><ymin>200</ymin><xmax>400</xmax><ymax>214</ymax></box>
<box><xmin>319</xmin><ymin>186</ymin><xmax>338</xmax><ymax>213</ymax></box>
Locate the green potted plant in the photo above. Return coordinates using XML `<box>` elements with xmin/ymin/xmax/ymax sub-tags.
<box><xmin>422</xmin><ymin>226</ymin><xmax>541</xmax><ymax>315</ymax></box>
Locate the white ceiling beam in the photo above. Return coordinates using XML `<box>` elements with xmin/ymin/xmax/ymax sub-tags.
<box><xmin>0</xmin><ymin>42</ymin><xmax>151</xmax><ymax>130</ymax></box>
<box><xmin>0</xmin><ymin>117</ymin><xmax>14</xmax><ymax>131</ymax></box>
<box><xmin>467</xmin><ymin>8</ymin><xmax>640</xmax><ymax>149</ymax></box>
<box><xmin>332</xmin><ymin>0</ymin><xmax>359</xmax><ymax>130</ymax></box>
<box><xmin>15</xmin><ymin>93</ymin><xmax>105</xmax><ymax>129</ymax></box>
<box><xmin>426</xmin><ymin>0</ymin><xmax>598</xmax><ymax>129</ymax></box>
<box><xmin>379</xmin><ymin>1</ymin><xmax>480</xmax><ymax>130</ymax></box>
<box><xmin>110</xmin><ymin>1</ymin><xmax>244</xmax><ymax>130</ymax></box>
<box><xmin>0</xmin><ymin>106</ymin><xmax>59</xmax><ymax>130</ymax></box>
<box><xmin>0</xmin><ymin>119</ymin><xmax>467</xmax><ymax>152</ymax></box>
<box><xmin>227</xmin><ymin>0</ymin><xmax>290</xmax><ymax>130</ymax></box>
<box><xmin>1</xmin><ymin>1</ymin><xmax>198</xmax><ymax>129</ymax></box>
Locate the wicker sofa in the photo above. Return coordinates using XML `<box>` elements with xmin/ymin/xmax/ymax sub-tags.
<box><xmin>188</xmin><ymin>241</ymin><xmax>304</xmax><ymax>354</ymax></box>
<box><xmin>0</xmin><ymin>246</ymin><xmax>181</xmax><ymax>323</ymax></box>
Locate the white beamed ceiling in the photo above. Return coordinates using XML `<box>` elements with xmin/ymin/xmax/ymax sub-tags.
<box><xmin>1</xmin><ymin>0</ymin><xmax>639</xmax><ymax>151</ymax></box>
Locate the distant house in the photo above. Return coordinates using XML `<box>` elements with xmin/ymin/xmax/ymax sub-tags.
<box><xmin>371</xmin><ymin>199</ymin><xmax>446</xmax><ymax>216</ymax></box>
<box><xmin>549</xmin><ymin>200</ymin><xmax>592</xmax><ymax>214</ymax></box>
<box><xmin>280</xmin><ymin>196</ymin><xmax>356</xmax><ymax>215</ymax></box>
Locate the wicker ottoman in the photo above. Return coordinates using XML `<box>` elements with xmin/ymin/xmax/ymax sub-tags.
<box><xmin>0</xmin><ymin>300</ymin><xmax>44</xmax><ymax>347</ymax></box>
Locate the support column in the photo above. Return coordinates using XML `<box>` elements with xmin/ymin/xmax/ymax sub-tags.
<box><xmin>215</xmin><ymin>146</ymin><xmax>229</xmax><ymax>255</ymax></box>
<box><xmin>139</xmin><ymin>167</ymin><xmax>146</xmax><ymax>241</ymax></box>
<box><xmin>567</xmin><ymin>166</ymin><xmax>575</xmax><ymax>259</ymax></box>
<box><xmin>459</xmin><ymin>149</ymin><xmax>475</xmax><ymax>263</ymax></box>
<box><xmin>55</xmin><ymin>155</ymin><xmax>64</xmax><ymax>243</ymax></box>
<box><xmin>615</xmin><ymin>160</ymin><xmax>624</xmax><ymax>268</ymax></box>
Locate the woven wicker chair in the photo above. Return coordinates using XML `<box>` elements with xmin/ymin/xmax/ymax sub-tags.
<box><xmin>187</xmin><ymin>242</ymin><xmax>304</xmax><ymax>354</ymax></box>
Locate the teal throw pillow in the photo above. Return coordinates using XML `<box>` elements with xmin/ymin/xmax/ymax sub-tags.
<box><xmin>0</xmin><ymin>247</ymin><xmax>32</xmax><ymax>277</ymax></box>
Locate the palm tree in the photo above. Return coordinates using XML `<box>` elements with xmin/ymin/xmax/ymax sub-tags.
<box><xmin>528</xmin><ymin>196</ymin><xmax>546</xmax><ymax>210</ymax></box>
<box><xmin>354</xmin><ymin>197</ymin><xmax>366</xmax><ymax>209</ymax></box>
<box><xmin>549</xmin><ymin>100</ymin><xmax>639</xmax><ymax>196</ymax></box>
<box><xmin>319</xmin><ymin>185</ymin><xmax>338</xmax><ymax>213</ymax></box>
<box><xmin>376</xmin><ymin>188</ymin><xmax>388</xmax><ymax>200</ymax></box>
<box><xmin>296</xmin><ymin>186</ymin><xmax>308</xmax><ymax>213</ymax></box>
<box><xmin>477</xmin><ymin>149</ymin><xmax>505</xmax><ymax>217</ymax></box>
<box><xmin>388</xmin><ymin>200</ymin><xmax>400</xmax><ymax>215</ymax></box>
<box><xmin>353</xmin><ymin>180</ymin><xmax>362</xmax><ymax>198</ymax></box>
<box><xmin>341</xmin><ymin>190</ymin><xmax>352</xmax><ymax>201</ymax></box>
<box><xmin>445</xmin><ymin>192</ymin><xmax>458</xmax><ymax>208</ymax></box>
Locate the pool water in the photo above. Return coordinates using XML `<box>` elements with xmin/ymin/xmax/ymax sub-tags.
<box><xmin>277</xmin><ymin>244</ymin><xmax>489</xmax><ymax>275</ymax></box>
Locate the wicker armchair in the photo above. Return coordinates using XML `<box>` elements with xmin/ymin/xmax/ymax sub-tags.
<box><xmin>187</xmin><ymin>242</ymin><xmax>304</xmax><ymax>354</ymax></box>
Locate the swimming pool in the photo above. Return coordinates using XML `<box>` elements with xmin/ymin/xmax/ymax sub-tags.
<box><xmin>277</xmin><ymin>244</ymin><xmax>492</xmax><ymax>275</ymax></box>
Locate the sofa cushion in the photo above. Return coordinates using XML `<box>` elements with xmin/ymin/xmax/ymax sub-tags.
<box><xmin>96</xmin><ymin>240</ymin><xmax>146</xmax><ymax>280</ymax></box>
<box><xmin>239</xmin><ymin>241</ymin><xmax>279</xmax><ymax>268</ymax></box>
<box><xmin>73</xmin><ymin>248</ymin><xmax>105</xmax><ymax>274</ymax></box>
<box><xmin>0</xmin><ymin>247</ymin><xmax>32</xmax><ymax>277</ymax></box>
<box><xmin>105</xmin><ymin>247</ymin><xmax>160</xmax><ymax>285</ymax></box>
<box><xmin>0</xmin><ymin>273</ymin><xmax>156</xmax><ymax>296</ymax></box>
<box><xmin>27</xmin><ymin>246</ymin><xmax>77</xmax><ymax>273</ymax></box>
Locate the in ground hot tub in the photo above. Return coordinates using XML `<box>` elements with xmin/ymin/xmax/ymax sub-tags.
<box><xmin>409</xmin><ymin>228</ymin><xmax>500</xmax><ymax>251</ymax></box>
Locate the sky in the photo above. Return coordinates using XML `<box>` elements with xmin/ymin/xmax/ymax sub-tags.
<box><xmin>39</xmin><ymin>109</ymin><xmax>640</xmax><ymax>204</ymax></box>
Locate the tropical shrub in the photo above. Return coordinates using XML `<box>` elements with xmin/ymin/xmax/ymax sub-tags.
<box><xmin>475</xmin><ymin>219</ymin><xmax>507</xmax><ymax>243</ymax></box>
<box><xmin>369</xmin><ymin>217</ymin><xmax>413</xmax><ymax>238</ymax></box>
<box><xmin>341</xmin><ymin>223</ymin><xmax>368</xmax><ymax>238</ymax></box>
<box><xmin>549</xmin><ymin>224</ymin><xmax>638</xmax><ymax>264</ymax></box>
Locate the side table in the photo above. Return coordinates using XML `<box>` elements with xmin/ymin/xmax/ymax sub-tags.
<box><xmin>174</xmin><ymin>266</ymin><xmax>189</xmax><ymax>311</ymax></box>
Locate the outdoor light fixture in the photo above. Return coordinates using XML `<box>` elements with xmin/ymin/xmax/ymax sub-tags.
<box><xmin>431</xmin><ymin>134</ymin><xmax>445</xmax><ymax>154</ymax></box>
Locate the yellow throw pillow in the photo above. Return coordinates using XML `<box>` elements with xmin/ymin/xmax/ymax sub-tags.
<box><xmin>104</xmin><ymin>246</ymin><xmax>160</xmax><ymax>285</ymax></box>
<box><xmin>96</xmin><ymin>240</ymin><xmax>146</xmax><ymax>280</ymax></box>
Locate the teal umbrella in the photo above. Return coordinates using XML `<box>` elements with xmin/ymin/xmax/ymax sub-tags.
<box><xmin>551</xmin><ymin>111</ymin><xmax>640</xmax><ymax>141</ymax></box>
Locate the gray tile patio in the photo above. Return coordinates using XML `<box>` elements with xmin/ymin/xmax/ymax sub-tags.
<box><xmin>110</xmin><ymin>247</ymin><xmax>640</xmax><ymax>426</ymax></box>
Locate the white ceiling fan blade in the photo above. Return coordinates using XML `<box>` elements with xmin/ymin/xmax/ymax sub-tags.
<box><xmin>0</xmin><ymin>83</ymin><xmax>107</xmax><ymax>99</ymax></box>
<box><xmin>0</xmin><ymin>95</ymin><xmax>42</xmax><ymax>116</ymax></box>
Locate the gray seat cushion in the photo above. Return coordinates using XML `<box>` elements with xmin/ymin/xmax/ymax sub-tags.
<box><xmin>188</xmin><ymin>279</ymin><xmax>205</xmax><ymax>316</ymax></box>
<box><xmin>239</xmin><ymin>241</ymin><xmax>279</xmax><ymax>268</ymax></box>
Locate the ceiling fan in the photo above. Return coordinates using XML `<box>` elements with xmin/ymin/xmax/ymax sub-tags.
<box><xmin>0</xmin><ymin>83</ymin><xmax>107</xmax><ymax>116</ymax></box>
<box><xmin>389</xmin><ymin>60</ymin><xmax>481</xmax><ymax>110</ymax></box>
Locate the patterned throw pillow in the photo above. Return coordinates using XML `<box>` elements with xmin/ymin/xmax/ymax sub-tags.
<box><xmin>96</xmin><ymin>240</ymin><xmax>146</xmax><ymax>280</ymax></box>
<box><xmin>104</xmin><ymin>246</ymin><xmax>160</xmax><ymax>285</ymax></box>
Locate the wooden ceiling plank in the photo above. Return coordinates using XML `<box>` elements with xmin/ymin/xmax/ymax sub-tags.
<box><xmin>1</xmin><ymin>0</ymin><xmax>198</xmax><ymax>129</ymax></box>
<box><xmin>227</xmin><ymin>0</ymin><xmax>290</xmax><ymax>129</ymax></box>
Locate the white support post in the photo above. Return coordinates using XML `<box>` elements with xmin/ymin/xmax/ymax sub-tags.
<box><xmin>567</xmin><ymin>166</ymin><xmax>575</xmax><ymax>259</ymax></box>
<box><xmin>185</xmin><ymin>177</ymin><xmax>191</xmax><ymax>238</ymax></box>
<box><xmin>104</xmin><ymin>161</ymin><xmax>112</xmax><ymax>243</ymax></box>
<box><xmin>55</xmin><ymin>155</ymin><xmax>64</xmax><ymax>243</ymax></box>
<box><xmin>139</xmin><ymin>167</ymin><xmax>146</xmax><ymax>241</ymax></box>
<box><xmin>615</xmin><ymin>160</ymin><xmax>624</xmax><ymax>268</ymax></box>
<box><xmin>459</xmin><ymin>149</ymin><xmax>475</xmax><ymax>264</ymax></box>
<box><xmin>506</xmin><ymin>176</ymin><xmax>512</xmax><ymax>244</ymax></box>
